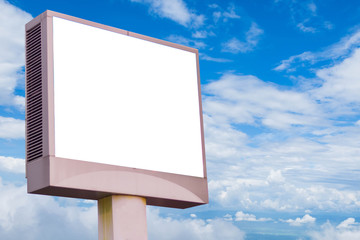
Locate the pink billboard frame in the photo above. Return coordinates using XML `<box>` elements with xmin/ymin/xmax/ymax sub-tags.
<box><xmin>25</xmin><ymin>10</ymin><xmax>208</xmax><ymax>209</ymax></box>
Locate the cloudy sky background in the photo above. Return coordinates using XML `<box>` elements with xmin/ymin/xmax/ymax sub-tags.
<box><xmin>1</xmin><ymin>0</ymin><xmax>360</xmax><ymax>239</ymax></box>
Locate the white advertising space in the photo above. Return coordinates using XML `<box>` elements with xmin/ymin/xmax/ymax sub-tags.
<box><xmin>52</xmin><ymin>17</ymin><xmax>204</xmax><ymax>178</ymax></box>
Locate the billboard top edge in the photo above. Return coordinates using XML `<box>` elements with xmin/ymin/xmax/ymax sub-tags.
<box><xmin>26</xmin><ymin>10</ymin><xmax>199</xmax><ymax>54</ymax></box>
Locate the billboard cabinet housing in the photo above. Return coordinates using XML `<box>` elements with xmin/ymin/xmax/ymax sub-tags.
<box><xmin>25</xmin><ymin>10</ymin><xmax>208</xmax><ymax>208</ymax></box>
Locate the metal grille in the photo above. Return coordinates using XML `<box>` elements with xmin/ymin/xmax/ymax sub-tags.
<box><xmin>26</xmin><ymin>24</ymin><xmax>43</xmax><ymax>162</ymax></box>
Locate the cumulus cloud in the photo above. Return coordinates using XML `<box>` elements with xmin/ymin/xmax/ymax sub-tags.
<box><xmin>0</xmin><ymin>0</ymin><xmax>32</xmax><ymax>108</ymax></box>
<box><xmin>203</xmin><ymin>73</ymin><xmax>322</xmax><ymax>129</ymax></box>
<box><xmin>130</xmin><ymin>0</ymin><xmax>204</xmax><ymax>28</ymax></box>
<box><xmin>209</xmin><ymin>164</ymin><xmax>360</xmax><ymax>212</ymax></box>
<box><xmin>147</xmin><ymin>208</ymin><xmax>245</xmax><ymax>240</ymax></box>
<box><xmin>0</xmin><ymin>157</ymin><xmax>248</xmax><ymax>240</ymax></box>
<box><xmin>222</xmin><ymin>22</ymin><xmax>263</xmax><ymax>53</ymax></box>
<box><xmin>0</xmin><ymin>179</ymin><xmax>97</xmax><ymax>240</ymax></box>
<box><xmin>202</xmin><ymin>63</ymin><xmax>360</xmax><ymax>212</ymax></box>
<box><xmin>203</xmin><ymin>61</ymin><xmax>360</xmax><ymax>212</ymax></box>
<box><xmin>0</xmin><ymin>156</ymin><xmax>24</xmax><ymax>173</ymax></box>
<box><xmin>0</xmin><ymin>116</ymin><xmax>25</xmax><ymax>139</ymax></box>
<box><xmin>0</xmin><ymin>177</ymin><xmax>247</xmax><ymax>240</ymax></box>
<box><xmin>281</xmin><ymin>214</ymin><xmax>316</xmax><ymax>226</ymax></box>
<box><xmin>203</xmin><ymin>113</ymin><xmax>247</xmax><ymax>163</ymax></box>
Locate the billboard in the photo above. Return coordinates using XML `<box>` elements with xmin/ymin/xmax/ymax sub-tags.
<box><xmin>25</xmin><ymin>10</ymin><xmax>208</xmax><ymax>208</ymax></box>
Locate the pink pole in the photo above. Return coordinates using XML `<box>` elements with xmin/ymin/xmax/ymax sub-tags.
<box><xmin>98</xmin><ymin>195</ymin><xmax>148</xmax><ymax>240</ymax></box>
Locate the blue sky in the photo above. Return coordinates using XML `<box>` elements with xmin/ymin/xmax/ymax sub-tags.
<box><xmin>1</xmin><ymin>0</ymin><xmax>360</xmax><ymax>239</ymax></box>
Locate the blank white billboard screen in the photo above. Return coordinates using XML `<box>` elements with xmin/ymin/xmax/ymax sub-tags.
<box><xmin>52</xmin><ymin>17</ymin><xmax>204</xmax><ymax>178</ymax></box>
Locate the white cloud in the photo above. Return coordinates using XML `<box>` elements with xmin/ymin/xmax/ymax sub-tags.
<box><xmin>275</xmin><ymin>45</ymin><xmax>360</xmax><ymax>119</ymax></box>
<box><xmin>0</xmin><ymin>175</ymin><xmax>245</xmax><ymax>240</ymax></box>
<box><xmin>282</xmin><ymin>214</ymin><xmax>316</xmax><ymax>226</ymax></box>
<box><xmin>297</xmin><ymin>22</ymin><xmax>316</xmax><ymax>33</ymax></box>
<box><xmin>307</xmin><ymin>2</ymin><xmax>317</xmax><ymax>14</ymax></box>
<box><xmin>210</xmin><ymin>3</ymin><xmax>240</xmax><ymax>23</ymax></box>
<box><xmin>275</xmin><ymin>29</ymin><xmax>360</xmax><ymax>72</ymax></box>
<box><xmin>0</xmin><ymin>156</ymin><xmax>24</xmax><ymax>173</ymax></box>
<box><xmin>209</xmin><ymin>163</ymin><xmax>360</xmax><ymax>212</ymax></box>
<box><xmin>222</xmin><ymin>4</ymin><xmax>241</xmax><ymax>20</ymax></box>
<box><xmin>208</xmin><ymin>4</ymin><xmax>219</xmax><ymax>9</ymax></box>
<box><xmin>202</xmin><ymin>64</ymin><xmax>360</xmax><ymax>212</ymax></box>
<box><xmin>308</xmin><ymin>221</ymin><xmax>360</xmax><ymax>240</ymax></box>
<box><xmin>235</xmin><ymin>211</ymin><xmax>272</xmax><ymax>222</ymax></box>
<box><xmin>337</xmin><ymin>218</ymin><xmax>359</xmax><ymax>229</ymax></box>
<box><xmin>167</xmin><ymin>34</ymin><xmax>206</xmax><ymax>49</ymax></box>
<box><xmin>0</xmin><ymin>0</ymin><xmax>32</xmax><ymax>108</ymax></box>
<box><xmin>323</xmin><ymin>21</ymin><xmax>334</xmax><ymax>30</ymax></box>
<box><xmin>192</xmin><ymin>30</ymin><xmax>214</xmax><ymax>39</ymax></box>
<box><xmin>274</xmin><ymin>51</ymin><xmax>313</xmax><ymax>71</ymax></box>
<box><xmin>222</xmin><ymin>38</ymin><xmax>245</xmax><ymax>53</ymax></box>
<box><xmin>192</xmin><ymin>30</ymin><xmax>207</xmax><ymax>38</ymax></box>
<box><xmin>266</xmin><ymin>170</ymin><xmax>285</xmax><ymax>183</ymax></box>
<box><xmin>223</xmin><ymin>213</ymin><xmax>233</xmax><ymax>221</ymax></box>
<box><xmin>203</xmin><ymin>114</ymin><xmax>247</xmax><ymax>163</ymax></box>
<box><xmin>222</xmin><ymin>22</ymin><xmax>263</xmax><ymax>53</ymax></box>
<box><xmin>199</xmin><ymin>53</ymin><xmax>232</xmax><ymax>63</ymax></box>
<box><xmin>203</xmin><ymin>73</ymin><xmax>322</xmax><ymax>129</ymax></box>
<box><xmin>0</xmin><ymin>116</ymin><xmax>24</xmax><ymax>139</ymax></box>
<box><xmin>235</xmin><ymin>211</ymin><xmax>256</xmax><ymax>221</ymax></box>
<box><xmin>130</xmin><ymin>0</ymin><xmax>204</xmax><ymax>28</ymax></box>
<box><xmin>212</xmin><ymin>11</ymin><xmax>222</xmax><ymax>24</ymax></box>
<box><xmin>274</xmin><ymin>0</ymin><xmax>330</xmax><ymax>33</ymax></box>
<box><xmin>0</xmin><ymin>179</ymin><xmax>97</xmax><ymax>240</ymax></box>
<box><xmin>246</xmin><ymin>22</ymin><xmax>264</xmax><ymax>46</ymax></box>
<box><xmin>147</xmin><ymin>208</ymin><xmax>245</xmax><ymax>240</ymax></box>
<box><xmin>312</xmin><ymin>48</ymin><xmax>360</xmax><ymax>105</ymax></box>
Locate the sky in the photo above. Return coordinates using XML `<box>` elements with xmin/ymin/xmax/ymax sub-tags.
<box><xmin>1</xmin><ymin>0</ymin><xmax>360</xmax><ymax>239</ymax></box>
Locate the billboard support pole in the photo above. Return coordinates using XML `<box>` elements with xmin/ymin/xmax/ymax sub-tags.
<box><xmin>98</xmin><ymin>195</ymin><xmax>148</xmax><ymax>240</ymax></box>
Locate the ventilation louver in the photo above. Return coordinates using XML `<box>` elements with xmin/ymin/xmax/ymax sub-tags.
<box><xmin>26</xmin><ymin>24</ymin><xmax>43</xmax><ymax>162</ymax></box>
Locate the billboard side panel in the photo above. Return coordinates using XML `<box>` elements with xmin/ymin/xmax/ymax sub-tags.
<box><xmin>45</xmin><ymin>13</ymin><xmax>55</xmax><ymax>157</ymax></box>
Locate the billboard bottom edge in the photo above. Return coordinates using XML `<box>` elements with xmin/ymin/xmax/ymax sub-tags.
<box><xmin>26</xmin><ymin>156</ymin><xmax>208</xmax><ymax>209</ymax></box>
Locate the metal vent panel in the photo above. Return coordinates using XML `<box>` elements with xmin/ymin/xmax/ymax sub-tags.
<box><xmin>26</xmin><ymin>24</ymin><xmax>43</xmax><ymax>162</ymax></box>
